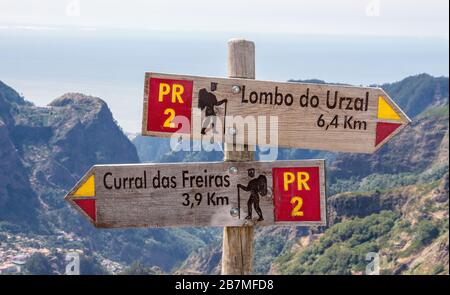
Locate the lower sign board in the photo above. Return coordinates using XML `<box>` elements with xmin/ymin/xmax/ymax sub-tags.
<box><xmin>141</xmin><ymin>72</ymin><xmax>411</xmax><ymax>153</ymax></box>
<box><xmin>65</xmin><ymin>160</ymin><xmax>326</xmax><ymax>228</ymax></box>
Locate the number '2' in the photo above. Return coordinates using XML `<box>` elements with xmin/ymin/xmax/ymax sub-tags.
<box><xmin>163</xmin><ymin>108</ymin><xmax>176</xmax><ymax>128</ymax></box>
<box><xmin>290</xmin><ymin>196</ymin><xmax>304</xmax><ymax>217</ymax></box>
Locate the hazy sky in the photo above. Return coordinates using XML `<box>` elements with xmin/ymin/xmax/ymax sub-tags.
<box><xmin>1</xmin><ymin>0</ymin><xmax>448</xmax><ymax>38</ymax></box>
<box><xmin>1</xmin><ymin>0</ymin><xmax>448</xmax><ymax>132</ymax></box>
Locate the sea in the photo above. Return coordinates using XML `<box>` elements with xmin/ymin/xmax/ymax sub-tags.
<box><xmin>0</xmin><ymin>27</ymin><xmax>448</xmax><ymax>132</ymax></box>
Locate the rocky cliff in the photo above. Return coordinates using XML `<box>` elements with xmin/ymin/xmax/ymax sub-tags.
<box><xmin>0</xmin><ymin>84</ymin><xmax>38</xmax><ymax>228</ymax></box>
<box><xmin>0</xmin><ymin>83</ymin><xmax>217</xmax><ymax>273</ymax></box>
<box><xmin>1</xmin><ymin>73</ymin><xmax>448</xmax><ymax>274</ymax></box>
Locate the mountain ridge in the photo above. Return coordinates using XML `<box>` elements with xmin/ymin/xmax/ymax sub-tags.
<box><xmin>1</xmin><ymin>87</ymin><xmax>216</xmax><ymax>273</ymax></box>
<box><xmin>0</xmin><ymin>73</ymin><xmax>448</xmax><ymax>274</ymax></box>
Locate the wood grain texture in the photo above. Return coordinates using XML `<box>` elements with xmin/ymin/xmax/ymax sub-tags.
<box><xmin>64</xmin><ymin>160</ymin><xmax>327</xmax><ymax>228</ymax></box>
<box><xmin>141</xmin><ymin>72</ymin><xmax>411</xmax><ymax>154</ymax></box>
<box><xmin>223</xmin><ymin>39</ymin><xmax>255</xmax><ymax>275</ymax></box>
<box><xmin>227</xmin><ymin>38</ymin><xmax>255</xmax><ymax>79</ymax></box>
<box><xmin>222</xmin><ymin>226</ymin><xmax>253</xmax><ymax>275</ymax></box>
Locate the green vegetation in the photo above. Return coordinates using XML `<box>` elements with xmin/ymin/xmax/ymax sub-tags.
<box><xmin>329</xmin><ymin>165</ymin><xmax>448</xmax><ymax>196</ymax></box>
<box><xmin>381</xmin><ymin>73</ymin><xmax>448</xmax><ymax>117</ymax></box>
<box><xmin>0</xmin><ymin>222</ymin><xmax>22</xmax><ymax>234</ymax></box>
<box><xmin>417</xmin><ymin>105</ymin><xmax>449</xmax><ymax>119</ymax></box>
<box><xmin>276</xmin><ymin>211</ymin><xmax>398</xmax><ymax>274</ymax></box>
<box><xmin>1</xmin><ymin>74</ymin><xmax>448</xmax><ymax>275</ymax></box>
<box><xmin>80</xmin><ymin>255</ymin><xmax>108</xmax><ymax>275</ymax></box>
<box><xmin>121</xmin><ymin>261</ymin><xmax>148</xmax><ymax>275</ymax></box>
<box><xmin>80</xmin><ymin>227</ymin><xmax>220</xmax><ymax>272</ymax></box>
<box><xmin>275</xmin><ymin>171</ymin><xmax>449</xmax><ymax>275</ymax></box>
<box><xmin>399</xmin><ymin>220</ymin><xmax>440</xmax><ymax>258</ymax></box>
<box><xmin>120</xmin><ymin>261</ymin><xmax>160</xmax><ymax>275</ymax></box>
<box><xmin>25</xmin><ymin>253</ymin><xmax>53</xmax><ymax>275</ymax></box>
<box><xmin>253</xmin><ymin>234</ymin><xmax>290</xmax><ymax>274</ymax></box>
<box><xmin>431</xmin><ymin>264</ymin><xmax>445</xmax><ymax>275</ymax></box>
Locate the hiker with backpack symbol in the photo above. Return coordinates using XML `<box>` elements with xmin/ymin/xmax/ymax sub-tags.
<box><xmin>198</xmin><ymin>82</ymin><xmax>227</xmax><ymax>135</ymax></box>
<box><xmin>237</xmin><ymin>168</ymin><xmax>267</xmax><ymax>221</ymax></box>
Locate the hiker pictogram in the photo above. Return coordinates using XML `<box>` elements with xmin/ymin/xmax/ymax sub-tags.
<box><xmin>198</xmin><ymin>82</ymin><xmax>227</xmax><ymax>135</ymax></box>
<box><xmin>237</xmin><ymin>168</ymin><xmax>268</xmax><ymax>221</ymax></box>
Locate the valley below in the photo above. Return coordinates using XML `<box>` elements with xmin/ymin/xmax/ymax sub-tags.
<box><xmin>0</xmin><ymin>73</ymin><xmax>448</xmax><ymax>275</ymax></box>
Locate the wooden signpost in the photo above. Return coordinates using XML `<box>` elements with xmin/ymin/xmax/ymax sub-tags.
<box><xmin>64</xmin><ymin>160</ymin><xmax>326</xmax><ymax>228</ymax></box>
<box><xmin>141</xmin><ymin>71</ymin><xmax>410</xmax><ymax>154</ymax></box>
<box><xmin>66</xmin><ymin>38</ymin><xmax>411</xmax><ymax>276</ymax></box>
<box><xmin>222</xmin><ymin>39</ymin><xmax>257</xmax><ymax>275</ymax></box>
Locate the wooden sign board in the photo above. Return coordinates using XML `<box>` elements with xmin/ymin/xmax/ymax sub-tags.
<box><xmin>65</xmin><ymin>160</ymin><xmax>326</xmax><ymax>228</ymax></box>
<box><xmin>141</xmin><ymin>72</ymin><xmax>411</xmax><ymax>153</ymax></box>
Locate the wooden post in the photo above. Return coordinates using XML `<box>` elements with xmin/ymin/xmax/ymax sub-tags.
<box><xmin>221</xmin><ymin>38</ymin><xmax>255</xmax><ymax>275</ymax></box>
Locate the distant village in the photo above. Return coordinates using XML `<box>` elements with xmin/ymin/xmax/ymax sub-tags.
<box><xmin>0</xmin><ymin>232</ymin><xmax>123</xmax><ymax>275</ymax></box>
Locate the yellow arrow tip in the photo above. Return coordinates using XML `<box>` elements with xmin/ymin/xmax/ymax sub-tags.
<box><xmin>73</xmin><ymin>175</ymin><xmax>95</xmax><ymax>197</ymax></box>
<box><xmin>378</xmin><ymin>96</ymin><xmax>401</xmax><ymax>121</ymax></box>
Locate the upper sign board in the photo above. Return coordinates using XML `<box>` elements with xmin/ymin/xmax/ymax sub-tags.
<box><xmin>142</xmin><ymin>73</ymin><xmax>411</xmax><ymax>153</ymax></box>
